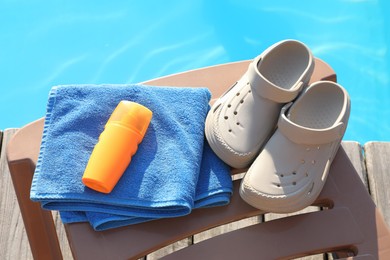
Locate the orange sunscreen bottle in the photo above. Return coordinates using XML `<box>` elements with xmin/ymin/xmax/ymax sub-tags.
<box><xmin>82</xmin><ymin>101</ymin><xmax>152</xmax><ymax>193</ymax></box>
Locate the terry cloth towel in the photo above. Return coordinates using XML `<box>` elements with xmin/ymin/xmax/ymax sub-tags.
<box><xmin>59</xmin><ymin>140</ymin><xmax>232</xmax><ymax>231</ymax></box>
<box><xmin>30</xmin><ymin>84</ymin><xmax>232</xmax><ymax>230</ymax></box>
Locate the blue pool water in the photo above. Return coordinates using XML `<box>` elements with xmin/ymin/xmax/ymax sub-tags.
<box><xmin>1</xmin><ymin>0</ymin><xmax>389</xmax><ymax>144</ymax></box>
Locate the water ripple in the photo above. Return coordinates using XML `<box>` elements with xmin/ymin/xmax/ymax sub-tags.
<box><xmin>260</xmin><ymin>7</ymin><xmax>355</xmax><ymax>23</ymax></box>
<box><xmin>126</xmin><ymin>31</ymin><xmax>214</xmax><ymax>83</ymax></box>
<box><xmin>27</xmin><ymin>10</ymin><xmax>127</xmax><ymax>39</ymax></box>
<box><xmin>311</xmin><ymin>42</ymin><xmax>387</xmax><ymax>61</ymax></box>
<box><xmin>341</xmin><ymin>0</ymin><xmax>378</xmax><ymax>3</ymax></box>
<box><xmin>150</xmin><ymin>45</ymin><xmax>227</xmax><ymax>81</ymax></box>
<box><xmin>36</xmin><ymin>54</ymin><xmax>88</xmax><ymax>89</ymax></box>
<box><xmin>91</xmin><ymin>3</ymin><xmax>190</xmax><ymax>83</ymax></box>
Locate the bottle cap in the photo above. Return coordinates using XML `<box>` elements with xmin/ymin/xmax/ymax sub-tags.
<box><xmin>107</xmin><ymin>101</ymin><xmax>153</xmax><ymax>139</ymax></box>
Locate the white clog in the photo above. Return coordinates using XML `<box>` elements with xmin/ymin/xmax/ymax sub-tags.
<box><xmin>240</xmin><ymin>81</ymin><xmax>351</xmax><ymax>213</ymax></box>
<box><xmin>205</xmin><ymin>40</ymin><xmax>314</xmax><ymax>168</ymax></box>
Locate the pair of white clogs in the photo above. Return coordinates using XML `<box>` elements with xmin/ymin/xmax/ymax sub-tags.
<box><xmin>205</xmin><ymin>40</ymin><xmax>351</xmax><ymax>213</ymax></box>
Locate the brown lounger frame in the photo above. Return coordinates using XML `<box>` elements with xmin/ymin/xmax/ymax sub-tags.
<box><xmin>6</xmin><ymin>59</ymin><xmax>390</xmax><ymax>259</ymax></box>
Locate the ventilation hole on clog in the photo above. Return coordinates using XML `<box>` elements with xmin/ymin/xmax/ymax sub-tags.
<box><xmin>240</xmin><ymin>100</ymin><xmax>244</xmax><ymax>104</ymax></box>
<box><xmin>227</xmin><ymin>104</ymin><xmax>231</xmax><ymax>108</ymax></box>
<box><xmin>248</xmin><ymin>90</ymin><xmax>252</xmax><ymax>93</ymax></box>
<box><xmin>292</xmin><ymin>182</ymin><xmax>297</xmax><ymax>186</ymax></box>
<box><xmin>224</xmin><ymin>116</ymin><xmax>228</xmax><ymax>120</ymax></box>
<box><xmin>236</xmin><ymin>92</ymin><xmax>240</xmax><ymax>96</ymax></box>
<box><xmin>292</xmin><ymin>172</ymin><xmax>297</xmax><ymax>175</ymax></box>
<box><xmin>280</xmin><ymin>174</ymin><xmax>284</xmax><ymax>178</ymax></box>
<box><xmin>236</xmin><ymin>122</ymin><xmax>240</xmax><ymax>126</ymax></box>
<box><xmin>276</xmin><ymin>184</ymin><xmax>281</xmax><ymax>187</ymax></box>
<box><xmin>228</xmin><ymin>129</ymin><xmax>232</xmax><ymax>132</ymax></box>
<box><xmin>234</xmin><ymin>111</ymin><xmax>238</xmax><ymax>115</ymax></box>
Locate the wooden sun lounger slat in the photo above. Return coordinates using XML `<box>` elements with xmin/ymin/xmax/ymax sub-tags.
<box><xmin>364</xmin><ymin>142</ymin><xmax>390</xmax><ymax>226</ymax></box>
<box><xmin>1</xmin><ymin>129</ymin><xmax>34</xmax><ymax>260</ymax></box>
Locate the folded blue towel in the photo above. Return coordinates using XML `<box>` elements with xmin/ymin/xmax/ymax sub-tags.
<box><xmin>59</xmin><ymin>140</ymin><xmax>232</xmax><ymax>231</ymax></box>
<box><xmin>31</xmin><ymin>84</ymin><xmax>232</xmax><ymax>230</ymax></box>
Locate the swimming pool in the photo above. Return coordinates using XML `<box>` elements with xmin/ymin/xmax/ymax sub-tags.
<box><xmin>1</xmin><ymin>0</ymin><xmax>389</xmax><ymax>144</ymax></box>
